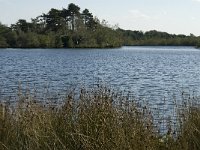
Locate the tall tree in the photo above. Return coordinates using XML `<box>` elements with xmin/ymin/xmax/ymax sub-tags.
<box><xmin>67</xmin><ymin>3</ymin><xmax>80</xmax><ymax>31</ymax></box>
<box><xmin>13</xmin><ymin>19</ymin><xmax>30</xmax><ymax>32</ymax></box>
<box><xmin>82</xmin><ymin>9</ymin><xmax>96</xmax><ymax>29</ymax></box>
<box><xmin>43</xmin><ymin>8</ymin><xmax>64</xmax><ymax>32</ymax></box>
<box><xmin>61</xmin><ymin>8</ymin><xmax>70</xmax><ymax>29</ymax></box>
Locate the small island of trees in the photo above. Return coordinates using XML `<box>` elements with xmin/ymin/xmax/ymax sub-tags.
<box><xmin>1</xmin><ymin>3</ymin><xmax>200</xmax><ymax>48</ymax></box>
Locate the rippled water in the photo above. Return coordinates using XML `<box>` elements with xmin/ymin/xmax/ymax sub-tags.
<box><xmin>1</xmin><ymin>46</ymin><xmax>200</xmax><ymax>106</ymax></box>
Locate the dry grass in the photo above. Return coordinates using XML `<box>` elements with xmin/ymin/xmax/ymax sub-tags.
<box><xmin>0</xmin><ymin>86</ymin><xmax>200</xmax><ymax>150</ymax></box>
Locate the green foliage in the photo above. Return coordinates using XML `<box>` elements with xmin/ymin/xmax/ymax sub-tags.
<box><xmin>0</xmin><ymin>23</ymin><xmax>10</xmax><ymax>47</ymax></box>
<box><xmin>4</xmin><ymin>31</ymin><xmax>17</xmax><ymax>47</ymax></box>
<box><xmin>0</xmin><ymin>3</ymin><xmax>200</xmax><ymax>48</ymax></box>
<box><xmin>119</xmin><ymin>29</ymin><xmax>200</xmax><ymax>46</ymax></box>
<box><xmin>0</xmin><ymin>36</ymin><xmax>8</xmax><ymax>48</ymax></box>
<box><xmin>0</xmin><ymin>3</ymin><xmax>122</xmax><ymax>48</ymax></box>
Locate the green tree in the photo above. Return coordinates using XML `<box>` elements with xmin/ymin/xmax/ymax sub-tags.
<box><xmin>43</xmin><ymin>9</ymin><xmax>65</xmax><ymax>32</ymax></box>
<box><xmin>67</xmin><ymin>3</ymin><xmax>80</xmax><ymax>31</ymax></box>
<box><xmin>0</xmin><ymin>36</ymin><xmax>8</xmax><ymax>47</ymax></box>
<box><xmin>13</xmin><ymin>19</ymin><xmax>30</xmax><ymax>32</ymax></box>
<box><xmin>82</xmin><ymin>9</ymin><xmax>96</xmax><ymax>30</ymax></box>
<box><xmin>0</xmin><ymin>23</ymin><xmax>12</xmax><ymax>47</ymax></box>
<box><xmin>4</xmin><ymin>31</ymin><xmax>17</xmax><ymax>47</ymax></box>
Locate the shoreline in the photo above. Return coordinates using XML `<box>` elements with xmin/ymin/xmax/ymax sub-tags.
<box><xmin>0</xmin><ymin>45</ymin><xmax>198</xmax><ymax>49</ymax></box>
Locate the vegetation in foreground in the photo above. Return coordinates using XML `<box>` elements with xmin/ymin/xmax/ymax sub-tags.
<box><xmin>0</xmin><ymin>86</ymin><xmax>200</xmax><ymax>150</ymax></box>
<box><xmin>1</xmin><ymin>3</ymin><xmax>200</xmax><ymax>48</ymax></box>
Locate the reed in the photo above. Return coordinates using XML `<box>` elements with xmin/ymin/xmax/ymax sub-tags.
<box><xmin>0</xmin><ymin>86</ymin><xmax>199</xmax><ymax>150</ymax></box>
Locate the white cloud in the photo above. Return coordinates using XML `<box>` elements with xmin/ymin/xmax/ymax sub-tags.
<box><xmin>162</xmin><ymin>11</ymin><xmax>167</xmax><ymax>16</ymax></box>
<box><xmin>190</xmin><ymin>16</ymin><xmax>197</xmax><ymax>21</ymax></box>
<box><xmin>193</xmin><ymin>0</ymin><xmax>200</xmax><ymax>2</ymax></box>
<box><xmin>128</xmin><ymin>9</ymin><xmax>161</xmax><ymax>21</ymax></box>
<box><xmin>129</xmin><ymin>9</ymin><xmax>151</xmax><ymax>20</ymax></box>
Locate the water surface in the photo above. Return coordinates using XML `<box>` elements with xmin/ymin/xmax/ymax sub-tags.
<box><xmin>0</xmin><ymin>46</ymin><xmax>200</xmax><ymax>107</ymax></box>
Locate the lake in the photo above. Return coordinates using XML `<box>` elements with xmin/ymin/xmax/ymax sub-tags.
<box><xmin>1</xmin><ymin>46</ymin><xmax>200</xmax><ymax>109</ymax></box>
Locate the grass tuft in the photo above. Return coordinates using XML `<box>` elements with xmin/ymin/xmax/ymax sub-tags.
<box><xmin>0</xmin><ymin>86</ymin><xmax>200</xmax><ymax>150</ymax></box>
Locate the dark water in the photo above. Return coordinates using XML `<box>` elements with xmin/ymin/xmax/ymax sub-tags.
<box><xmin>1</xmin><ymin>46</ymin><xmax>200</xmax><ymax>107</ymax></box>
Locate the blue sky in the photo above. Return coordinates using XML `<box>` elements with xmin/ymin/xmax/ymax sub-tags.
<box><xmin>0</xmin><ymin>0</ymin><xmax>200</xmax><ymax>35</ymax></box>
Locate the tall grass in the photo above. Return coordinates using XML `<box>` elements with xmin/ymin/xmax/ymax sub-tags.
<box><xmin>0</xmin><ymin>86</ymin><xmax>200</xmax><ymax>150</ymax></box>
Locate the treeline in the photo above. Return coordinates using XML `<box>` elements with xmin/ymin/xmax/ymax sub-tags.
<box><xmin>1</xmin><ymin>3</ymin><xmax>200</xmax><ymax>48</ymax></box>
<box><xmin>118</xmin><ymin>29</ymin><xmax>200</xmax><ymax>46</ymax></box>
<box><xmin>0</xmin><ymin>3</ymin><xmax>122</xmax><ymax>48</ymax></box>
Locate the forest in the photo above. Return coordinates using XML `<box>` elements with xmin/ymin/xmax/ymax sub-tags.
<box><xmin>0</xmin><ymin>3</ymin><xmax>200</xmax><ymax>48</ymax></box>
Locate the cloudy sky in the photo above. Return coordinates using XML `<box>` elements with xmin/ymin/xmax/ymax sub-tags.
<box><xmin>0</xmin><ymin>0</ymin><xmax>200</xmax><ymax>35</ymax></box>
